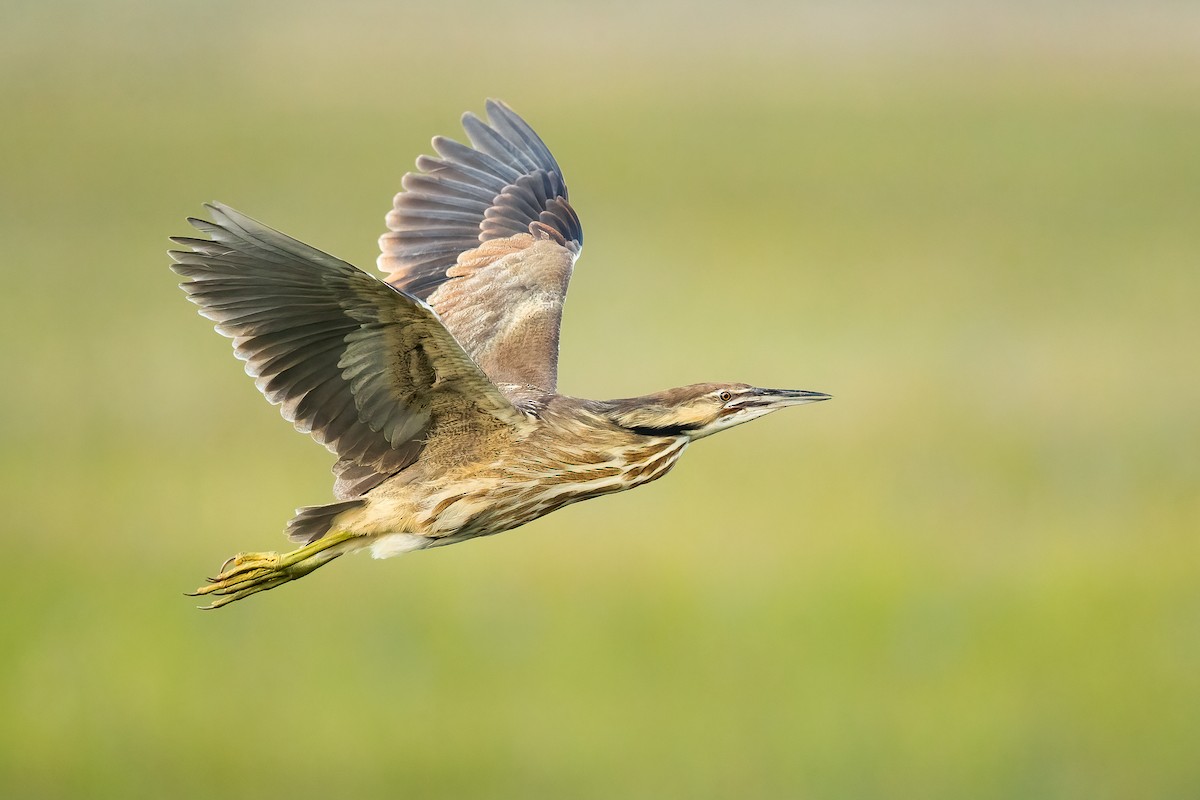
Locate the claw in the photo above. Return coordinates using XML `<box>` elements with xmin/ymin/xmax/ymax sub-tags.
<box><xmin>197</xmin><ymin>574</ymin><xmax>293</xmax><ymax>609</ymax></box>
<box><xmin>187</xmin><ymin>531</ymin><xmax>360</xmax><ymax>609</ymax></box>
<box><xmin>211</xmin><ymin>552</ymin><xmax>281</xmax><ymax>581</ymax></box>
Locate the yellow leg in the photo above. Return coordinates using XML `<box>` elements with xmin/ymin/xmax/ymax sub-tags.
<box><xmin>188</xmin><ymin>530</ymin><xmax>361</xmax><ymax>609</ymax></box>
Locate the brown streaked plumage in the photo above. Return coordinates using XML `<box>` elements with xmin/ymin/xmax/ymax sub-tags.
<box><xmin>171</xmin><ymin>100</ymin><xmax>830</xmax><ymax>608</ymax></box>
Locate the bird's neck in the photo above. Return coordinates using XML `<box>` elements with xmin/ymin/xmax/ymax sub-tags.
<box><xmin>598</xmin><ymin>388</ymin><xmax>707</xmax><ymax>437</ymax></box>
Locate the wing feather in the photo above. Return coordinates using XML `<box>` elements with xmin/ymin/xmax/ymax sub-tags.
<box><xmin>378</xmin><ymin>99</ymin><xmax>582</xmax><ymax>298</ymax></box>
<box><xmin>378</xmin><ymin>101</ymin><xmax>583</xmax><ymax>401</ymax></box>
<box><xmin>171</xmin><ymin>203</ymin><xmax>526</xmax><ymax>498</ymax></box>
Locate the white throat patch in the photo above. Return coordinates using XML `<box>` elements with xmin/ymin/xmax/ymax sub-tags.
<box><xmin>687</xmin><ymin>405</ymin><xmax>777</xmax><ymax>440</ymax></box>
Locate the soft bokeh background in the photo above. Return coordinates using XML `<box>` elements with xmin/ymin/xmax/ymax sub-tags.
<box><xmin>2</xmin><ymin>1</ymin><xmax>1198</xmax><ymax>797</ymax></box>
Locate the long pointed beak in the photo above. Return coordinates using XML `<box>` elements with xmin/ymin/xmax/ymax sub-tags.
<box><xmin>751</xmin><ymin>388</ymin><xmax>832</xmax><ymax>408</ymax></box>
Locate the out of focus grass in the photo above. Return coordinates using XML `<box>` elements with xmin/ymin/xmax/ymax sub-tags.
<box><xmin>2</xmin><ymin>2</ymin><xmax>1198</xmax><ymax>798</ymax></box>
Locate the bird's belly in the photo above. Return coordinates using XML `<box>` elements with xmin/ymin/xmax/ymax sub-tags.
<box><xmin>408</xmin><ymin>436</ymin><xmax>690</xmax><ymax>540</ymax></box>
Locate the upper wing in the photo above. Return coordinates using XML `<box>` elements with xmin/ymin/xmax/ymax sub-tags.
<box><xmin>170</xmin><ymin>203</ymin><xmax>527</xmax><ymax>498</ymax></box>
<box><xmin>378</xmin><ymin>100</ymin><xmax>582</xmax><ymax>401</ymax></box>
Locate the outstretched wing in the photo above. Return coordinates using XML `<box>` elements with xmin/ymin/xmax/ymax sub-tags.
<box><xmin>170</xmin><ymin>203</ymin><xmax>527</xmax><ymax>499</ymax></box>
<box><xmin>378</xmin><ymin>100</ymin><xmax>582</xmax><ymax>402</ymax></box>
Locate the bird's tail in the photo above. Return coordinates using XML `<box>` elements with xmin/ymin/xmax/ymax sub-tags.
<box><xmin>285</xmin><ymin>499</ymin><xmax>365</xmax><ymax>544</ymax></box>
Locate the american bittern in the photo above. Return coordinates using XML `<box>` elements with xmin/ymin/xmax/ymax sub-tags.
<box><xmin>172</xmin><ymin>100</ymin><xmax>829</xmax><ymax>608</ymax></box>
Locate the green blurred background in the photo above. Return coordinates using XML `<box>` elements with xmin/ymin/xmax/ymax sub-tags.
<box><xmin>2</xmin><ymin>1</ymin><xmax>1198</xmax><ymax>797</ymax></box>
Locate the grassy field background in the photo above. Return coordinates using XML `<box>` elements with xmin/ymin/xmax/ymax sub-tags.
<box><xmin>2</xmin><ymin>1</ymin><xmax>1198</xmax><ymax>797</ymax></box>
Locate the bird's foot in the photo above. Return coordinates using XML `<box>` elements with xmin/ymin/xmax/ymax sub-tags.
<box><xmin>188</xmin><ymin>531</ymin><xmax>358</xmax><ymax>609</ymax></box>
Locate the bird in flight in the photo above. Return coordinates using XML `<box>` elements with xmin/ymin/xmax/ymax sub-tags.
<box><xmin>172</xmin><ymin>100</ymin><xmax>830</xmax><ymax>608</ymax></box>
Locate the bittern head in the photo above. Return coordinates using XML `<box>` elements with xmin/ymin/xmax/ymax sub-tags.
<box><xmin>605</xmin><ymin>382</ymin><xmax>830</xmax><ymax>440</ymax></box>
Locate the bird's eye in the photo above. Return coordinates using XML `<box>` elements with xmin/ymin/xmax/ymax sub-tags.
<box><xmin>718</xmin><ymin>391</ymin><xmax>733</xmax><ymax>402</ymax></box>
